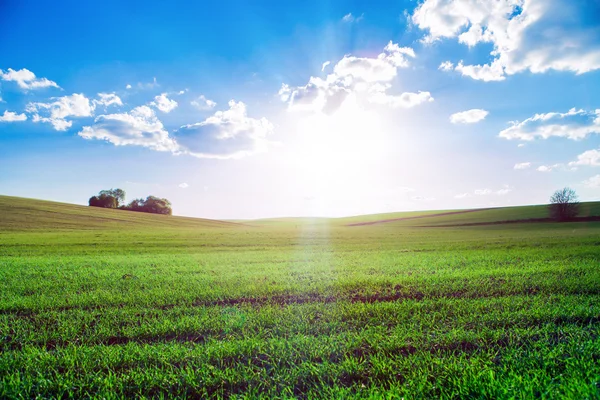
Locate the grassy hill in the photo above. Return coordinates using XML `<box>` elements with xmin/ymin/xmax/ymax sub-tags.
<box><xmin>347</xmin><ymin>202</ymin><xmax>600</xmax><ymax>227</ymax></box>
<box><xmin>0</xmin><ymin>195</ymin><xmax>242</xmax><ymax>231</ymax></box>
<box><xmin>248</xmin><ymin>202</ymin><xmax>600</xmax><ymax>228</ymax></box>
<box><xmin>3</xmin><ymin>195</ymin><xmax>600</xmax><ymax>231</ymax></box>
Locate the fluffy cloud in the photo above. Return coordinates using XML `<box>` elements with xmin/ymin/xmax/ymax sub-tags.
<box><xmin>568</xmin><ymin>149</ymin><xmax>600</xmax><ymax>167</ymax></box>
<box><xmin>514</xmin><ymin>162</ymin><xmax>531</xmax><ymax>170</ymax></box>
<box><xmin>0</xmin><ymin>68</ymin><xmax>59</xmax><ymax>90</ymax></box>
<box><xmin>27</xmin><ymin>93</ymin><xmax>95</xmax><ymax>131</ymax></box>
<box><xmin>176</xmin><ymin>100</ymin><xmax>274</xmax><ymax>159</ymax></box>
<box><xmin>583</xmin><ymin>175</ymin><xmax>600</xmax><ymax>188</ymax></box>
<box><xmin>0</xmin><ymin>110</ymin><xmax>27</xmax><ymax>122</ymax></box>
<box><xmin>191</xmin><ymin>95</ymin><xmax>217</xmax><ymax>110</ymax></box>
<box><xmin>78</xmin><ymin>106</ymin><xmax>179</xmax><ymax>152</ymax></box>
<box><xmin>151</xmin><ymin>93</ymin><xmax>178</xmax><ymax>113</ymax></box>
<box><xmin>499</xmin><ymin>108</ymin><xmax>600</xmax><ymax>141</ymax></box>
<box><xmin>178</xmin><ymin>182</ymin><xmax>189</xmax><ymax>189</ymax></box>
<box><xmin>280</xmin><ymin>42</ymin><xmax>432</xmax><ymax>114</ymax></box>
<box><xmin>413</xmin><ymin>0</ymin><xmax>600</xmax><ymax>80</ymax></box>
<box><xmin>321</xmin><ymin>61</ymin><xmax>331</xmax><ymax>71</ymax></box>
<box><xmin>93</xmin><ymin>93</ymin><xmax>123</xmax><ymax>108</ymax></box>
<box><xmin>450</xmin><ymin>108</ymin><xmax>489</xmax><ymax>124</ymax></box>
<box><xmin>438</xmin><ymin>61</ymin><xmax>454</xmax><ymax>71</ymax></box>
<box><xmin>474</xmin><ymin>188</ymin><xmax>492</xmax><ymax>195</ymax></box>
<box><xmin>455</xmin><ymin>60</ymin><xmax>506</xmax><ymax>82</ymax></box>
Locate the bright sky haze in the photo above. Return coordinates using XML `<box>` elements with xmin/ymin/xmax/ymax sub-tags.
<box><xmin>1</xmin><ymin>0</ymin><xmax>600</xmax><ymax>219</ymax></box>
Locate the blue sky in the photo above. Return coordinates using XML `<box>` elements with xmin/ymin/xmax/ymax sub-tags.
<box><xmin>1</xmin><ymin>0</ymin><xmax>600</xmax><ymax>219</ymax></box>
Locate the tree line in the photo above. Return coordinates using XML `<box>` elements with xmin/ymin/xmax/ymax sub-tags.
<box><xmin>89</xmin><ymin>189</ymin><xmax>172</xmax><ymax>215</ymax></box>
<box><xmin>88</xmin><ymin>186</ymin><xmax>581</xmax><ymax>220</ymax></box>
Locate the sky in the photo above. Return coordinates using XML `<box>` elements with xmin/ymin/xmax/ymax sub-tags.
<box><xmin>1</xmin><ymin>0</ymin><xmax>600</xmax><ymax>219</ymax></box>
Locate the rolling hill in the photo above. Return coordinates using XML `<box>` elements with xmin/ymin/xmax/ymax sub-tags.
<box><xmin>2</xmin><ymin>195</ymin><xmax>600</xmax><ymax>231</ymax></box>
<box><xmin>0</xmin><ymin>195</ymin><xmax>243</xmax><ymax>231</ymax></box>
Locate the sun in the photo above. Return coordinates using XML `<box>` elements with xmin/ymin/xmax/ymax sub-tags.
<box><xmin>286</xmin><ymin>93</ymin><xmax>388</xmax><ymax>207</ymax></box>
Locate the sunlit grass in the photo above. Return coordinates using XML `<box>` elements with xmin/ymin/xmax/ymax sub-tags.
<box><xmin>1</xmin><ymin>196</ymin><xmax>600</xmax><ymax>398</ymax></box>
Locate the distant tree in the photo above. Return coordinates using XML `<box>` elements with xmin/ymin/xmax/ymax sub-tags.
<box><xmin>89</xmin><ymin>188</ymin><xmax>171</xmax><ymax>215</ymax></box>
<box><xmin>124</xmin><ymin>198</ymin><xmax>145</xmax><ymax>212</ymax></box>
<box><xmin>549</xmin><ymin>187</ymin><xmax>580</xmax><ymax>221</ymax></box>
<box><xmin>123</xmin><ymin>196</ymin><xmax>172</xmax><ymax>215</ymax></box>
<box><xmin>141</xmin><ymin>196</ymin><xmax>172</xmax><ymax>215</ymax></box>
<box><xmin>99</xmin><ymin>188</ymin><xmax>126</xmax><ymax>207</ymax></box>
<box><xmin>89</xmin><ymin>193</ymin><xmax>118</xmax><ymax>208</ymax></box>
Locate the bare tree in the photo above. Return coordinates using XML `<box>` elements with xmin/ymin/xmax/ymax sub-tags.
<box><xmin>549</xmin><ymin>187</ymin><xmax>579</xmax><ymax>221</ymax></box>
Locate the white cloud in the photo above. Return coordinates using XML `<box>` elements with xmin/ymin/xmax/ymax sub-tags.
<box><xmin>0</xmin><ymin>110</ymin><xmax>27</xmax><ymax>122</ymax></box>
<box><xmin>321</xmin><ymin>61</ymin><xmax>331</xmax><ymax>71</ymax></box>
<box><xmin>281</xmin><ymin>42</ymin><xmax>432</xmax><ymax>114</ymax></box>
<box><xmin>568</xmin><ymin>149</ymin><xmax>600</xmax><ymax>167</ymax></box>
<box><xmin>450</xmin><ymin>108</ymin><xmax>489</xmax><ymax>124</ymax></box>
<box><xmin>0</xmin><ymin>68</ymin><xmax>59</xmax><ymax>90</ymax></box>
<box><xmin>342</xmin><ymin>13</ymin><xmax>363</xmax><ymax>23</ymax></box>
<box><xmin>455</xmin><ymin>60</ymin><xmax>506</xmax><ymax>82</ymax></box>
<box><xmin>369</xmin><ymin>90</ymin><xmax>433</xmax><ymax>108</ymax></box>
<box><xmin>438</xmin><ymin>61</ymin><xmax>454</xmax><ymax>71</ymax></box>
<box><xmin>178</xmin><ymin>182</ymin><xmax>189</xmax><ymax>189</ymax></box>
<box><xmin>78</xmin><ymin>105</ymin><xmax>179</xmax><ymax>152</ymax></box>
<box><xmin>536</xmin><ymin>163</ymin><xmax>563</xmax><ymax>172</ymax></box>
<box><xmin>474</xmin><ymin>188</ymin><xmax>492</xmax><ymax>195</ymax></box>
<box><xmin>93</xmin><ymin>93</ymin><xmax>123</xmax><ymax>108</ymax></box>
<box><xmin>583</xmin><ymin>174</ymin><xmax>600</xmax><ymax>188</ymax></box>
<box><xmin>499</xmin><ymin>108</ymin><xmax>600</xmax><ymax>141</ymax></box>
<box><xmin>518</xmin><ymin>143</ymin><xmax>526</xmax><ymax>148</ymax></box>
<box><xmin>454</xmin><ymin>192</ymin><xmax>470</xmax><ymax>199</ymax></box>
<box><xmin>126</xmin><ymin>84</ymin><xmax>132</xmax><ymax>90</ymax></box>
<box><xmin>151</xmin><ymin>93</ymin><xmax>178</xmax><ymax>113</ymax></box>
<box><xmin>27</xmin><ymin>93</ymin><xmax>95</xmax><ymax>131</ymax></box>
<box><xmin>412</xmin><ymin>0</ymin><xmax>600</xmax><ymax>80</ymax></box>
<box><xmin>191</xmin><ymin>95</ymin><xmax>217</xmax><ymax>110</ymax></box>
<box><xmin>278</xmin><ymin>84</ymin><xmax>291</xmax><ymax>102</ymax></box>
<box><xmin>514</xmin><ymin>162</ymin><xmax>532</xmax><ymax>170</ymax></box>
<box><xmin>176</xmin><ymin>100</ymin><xmax>274</xmax><ymax>159</ymax></box>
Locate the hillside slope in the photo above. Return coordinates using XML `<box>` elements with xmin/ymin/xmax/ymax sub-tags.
<box><xmin>0</xmin><ymin>196</ymin><xmax>242</xmax><ymax>231</ymax></box>
<box><xmin>348</xmin><ymin>203</ymin><xmax>600</xmax><ymax>227</ymax></box>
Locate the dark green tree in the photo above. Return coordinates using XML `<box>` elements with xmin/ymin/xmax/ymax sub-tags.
<box><xmin>89</xmin><ymin>193</ymin><xmax>118</xmax><ymax>208</ymax></box>
<box><xmin>123</xmin><ymin>196</ymin><xmax>172</xmax><ymax>215</ymax></box>
<box><xmin>99</xmin><ymin>188</ymin><xmax>126</xmax><ymax>207</ymax></box>
<box><xmin>549</xmin><ymin>187</ymin><xmax>579</xmax><ymax>221</ymax></box>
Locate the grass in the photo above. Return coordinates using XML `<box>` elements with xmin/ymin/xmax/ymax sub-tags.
<box><xmin>1</xmin><ymin>195</ymin><xmax>600</xmax><ymax>398</ymax></box>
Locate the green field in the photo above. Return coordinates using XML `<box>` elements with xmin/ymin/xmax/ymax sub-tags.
<box><xmin>1</xmin><ymin>195</ymin><xmax>600</xmax><ymax>399</ymax></box>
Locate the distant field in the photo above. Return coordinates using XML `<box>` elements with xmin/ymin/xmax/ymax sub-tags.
<box><xmin>1</xmin><ymin>196</ymin><xmax>600</xmax><ymax>398</ymax></box>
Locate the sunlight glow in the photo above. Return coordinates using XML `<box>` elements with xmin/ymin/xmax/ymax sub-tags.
<box><xmin>289</xmin><ymin>94</ymin><xmax>387</xmax><ymax>197</ymax></box>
